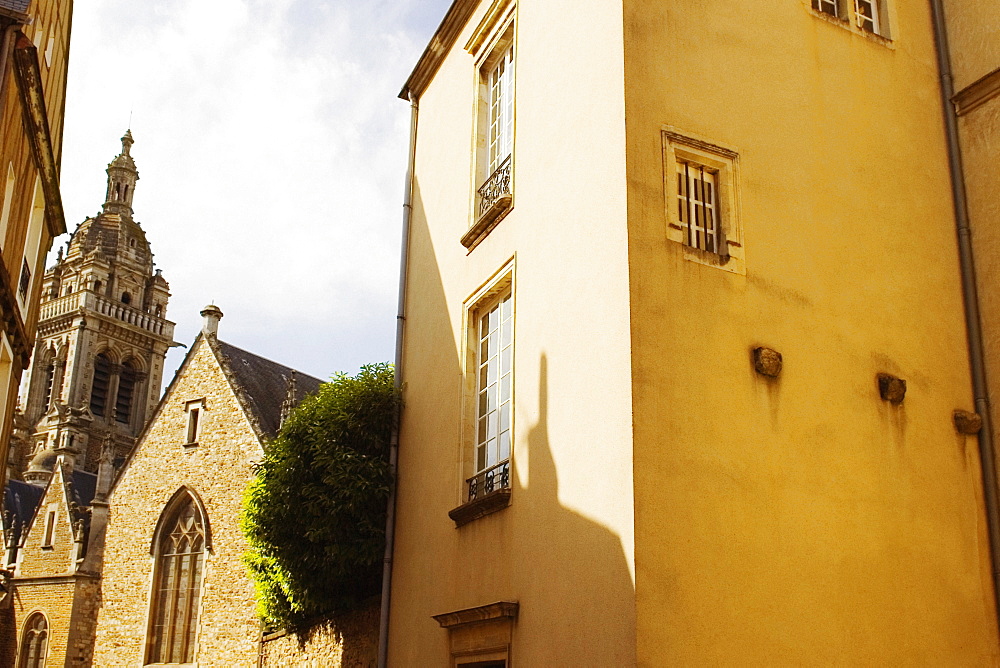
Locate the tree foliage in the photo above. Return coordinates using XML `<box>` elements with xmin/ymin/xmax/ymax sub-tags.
<box><xmin>241</xmin><ymin>362</ymin><xmax>398</xmax><ymax>629</ymax></box>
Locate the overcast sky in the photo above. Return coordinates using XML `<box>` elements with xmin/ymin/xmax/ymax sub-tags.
<box><xmin>56</xmin><ymin>0</ymin><xmax>453</xmax><ymax>383</ymax></box>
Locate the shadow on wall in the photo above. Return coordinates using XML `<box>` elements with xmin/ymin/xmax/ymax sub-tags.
<box><xmin>260</xmin><ymin>581</ymin><xmax>380</xmax><ymax>664</ymax></box>
<box><xmin>391</xmin><ymin>177</ymin><xmax>635</xmax><ymax>664</ymax></box>
<box><xmin>0</xmin><ymin>603</ymin><xmax>15</xmax><ymax>666</ymax></box>
<box><xmin>509</xmin><ymin>354</ymin><xmax>636</xmax><ymax>663</ymax></box>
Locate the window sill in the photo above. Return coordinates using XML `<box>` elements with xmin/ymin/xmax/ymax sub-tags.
<box><xmin>448</xmin><ymin>488</ymin><xmax>511</xmax><ymax>528</ymax></box>
<box><xmin>462</xmin><ymin>194</ymin><xmax>512</xmax><ymax>251</ymax></box>
<box><xmin>182</xmin><ymin>441</ymin><xmax>198</xmax><ymax>448</ymax></box>
<box><xmin>807</xmin><ymin>7</ymin><xmax>893</xmax><ymax>46</ymax></box>
<box><xmin>808</xmin><ymin>8</ymin><xmax>850</xmax><ymax>28</ymax></box>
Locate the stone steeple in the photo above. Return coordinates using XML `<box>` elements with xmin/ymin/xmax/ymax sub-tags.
<box><xmin>7</xmin><ymin>131</ymin><xmax>177</xmax><ymax>480</ymax></box>
<box><xmin>102</xmin><ymin>130</ymin><xmax>138</xmax><ymax>218</ymax></box>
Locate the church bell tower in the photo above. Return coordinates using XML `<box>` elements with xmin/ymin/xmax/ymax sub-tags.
<box><xmin>9</xmin><ymin>131</ymin><xmax>177</xmax><ymax>482</ymax></box>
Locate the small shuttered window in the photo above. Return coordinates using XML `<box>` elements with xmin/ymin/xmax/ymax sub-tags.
<box><xmin>677</xmin><ymin>161</ymin><xmax>719</xmax><ymax>254</ymax></box>
<box><xmin>90</xmin><ymin>354</ymin><xmax>111</xmax><ymax>417</ymax></box>
<box><xmin>855</xmin><ymin>0</ymin><xmax>882</xmax><ymax>34</ymax></box>
<box><xmin>115</xmin><ymin>362</ymin><xmax>137</xmax><ymax>424</ymax></box>
<box><xmin>812</xmin><ymin>0</ymin><xmax>840</xmax><ymax>17</ymax></box>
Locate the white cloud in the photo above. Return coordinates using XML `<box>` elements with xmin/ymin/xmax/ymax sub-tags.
<box><xmin>57</xmin><ymin>0</ymin><xmax>453</xmax><ymax>381</ymax></box>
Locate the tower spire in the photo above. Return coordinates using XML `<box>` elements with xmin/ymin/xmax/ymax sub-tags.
<box><xmin>103</xmin><ymin>130</ymin><xmax>139</xmax><ymax>218</ymax></box>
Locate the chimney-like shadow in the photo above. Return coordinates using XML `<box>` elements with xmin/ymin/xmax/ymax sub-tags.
<box><xmin>506</xmin><ymin>353</ymin><xmax>636</xmax><ymax>664</ymax></box>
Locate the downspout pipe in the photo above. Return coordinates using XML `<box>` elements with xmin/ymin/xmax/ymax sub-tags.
<box><xmin>378</xmin><ymin>92</ymin><xmax>418</xmax><ymax>668</ymax></box>
<box><xmin>928</xmin><ymin>0</ymin><xmax>1000</xmax><ymax>629</ymax></box>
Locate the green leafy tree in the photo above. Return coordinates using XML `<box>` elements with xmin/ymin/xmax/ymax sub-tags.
<box><xmin>242</xmin><ymin>362</ymin><xmax>398</xmax><ymax>629</ymax></box>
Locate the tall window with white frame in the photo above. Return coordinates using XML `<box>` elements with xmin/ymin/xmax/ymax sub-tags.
<box><xmin>488</xmin><ymin>46</ymin><xmax>514</xmax><ymax>179</ymax></box>
<box><xmin>677</xmin><ymin>160</ymin><xmax>719</xmax><ymax>254</ymax></box>
<box><xmin>146</xmin><ymin>492</ymin><xmax>207</xmax><ymax>664</ymax></box>
<box><xmin>474</xmin><ymin>27</ymin><xmax>515</xmax><ymax>226</ymax></box>
<box><xmin>472</xmin><ymin>290</ymin><xmax>513</xmax><ymax>500</ymax></box>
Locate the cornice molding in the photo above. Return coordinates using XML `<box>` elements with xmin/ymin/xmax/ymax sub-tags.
<box><xmin>12</xmin><ymin>32</ymin><xmax>66</xmax><ymax>237</ymax></box>
<box><xmin>464</xmin><ymin>0</ymin><xmax>514</xmax><ymax>57</ymax></box>
<box><xmin>954</xmin><ymin>66</ymin><xmax>1000</xmax><ymax>117</ymax></box>
<box><xmin>399</xmin><ymin>0</ymin><xmax>479</xmax><ymax>100</ymax></box>
<box><xmin>432</xmin><ymin>601</ymin><xmax>518</xmax><ymax>628</ymax></box>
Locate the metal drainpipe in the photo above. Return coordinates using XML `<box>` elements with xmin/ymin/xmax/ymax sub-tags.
<box><xmin>928</xmin><ymin>0</ymin><xmax>1000</xmax><ymax>629</ymax></box>
<box><xmin>378</xmin><ymin>92</ymin><xmax>418</xmax><ymax>668</ymax></box>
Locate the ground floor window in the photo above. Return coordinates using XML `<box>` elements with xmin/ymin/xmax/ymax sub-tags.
<box><xmin>18</xmin><ymin>612</ymin><xmax>48</xmax><ymax>668</ymax></box>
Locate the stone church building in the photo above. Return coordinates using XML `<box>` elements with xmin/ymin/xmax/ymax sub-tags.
<box><xmin>0</xmin><ymin>131</ymin><xmax>177</xmax><ymax>666</ymax></box>
<box><xmin>2</xmin><ymin>303</ymin><xmax>330</xmax><ymax>666</ymax></box>
<box><xmin>90</xmin><ymin>306</ymin><xmax>323</xmax><ymax>665</ymax></box>
<box><xmin>1</xmin><ymin>130</ymin><xmax>377</xmax><ymax>666</ymax></box>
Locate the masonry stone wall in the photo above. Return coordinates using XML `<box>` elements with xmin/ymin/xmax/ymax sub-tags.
<box><xmin>92</xmin><ymin>339</ymin><xmax>264</xmax><ymax>666</ymax></box>
<box><xmin>260</xmin><ymin>601</ymin><xmax>379</xmax><ymax>668</ymax></box>
<box><xmin>17</xmin><ymin>466</ymin><xmax>76</xmax><ymax>579</ymax></box>
<box><xmin>0</xmin><ymin>602</ymin><xmax>16</xmax><ymax>666</ymax></box>
<box><xmin>66</xmin><ymin>577</ymin><xmax>101</xmax><ymax>666</ymax></box>
<box><xmin>9</xmin><ymin>578</ymin><xmax>77</xmax><ymax>665</ymax></box>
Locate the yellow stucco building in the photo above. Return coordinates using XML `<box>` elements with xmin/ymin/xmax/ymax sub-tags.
<box><xmin>0</xmin><ymin>0</ymin><xmax>71</xmax><ymax>493</ymax></box>
<box><xmin>387</xmin><ymin>0</ymin><xmax>1000</xmax><ymax>664</ymax></box>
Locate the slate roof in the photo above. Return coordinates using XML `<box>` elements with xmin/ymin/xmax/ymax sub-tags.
<box><xmin>0</xmin><ymin>0</ymin><xmax>30</xmax><ymax>15</ymax></box>
<box><xmin>3</xmin><ymin>479</ymin><xmax>44</xmax><ymax>543</ymax></box>
<box><xmin>69</xmin><ymin>469</ymin><xmax>97</xmax><ymax>509</ymax></box>
<box><xmin>2</xmin><ymin>469</ymin><xmax>97</xmax><ymax>548</ymax></box>
<box><xmin>215</xmin><ymin>339</ymin><xmax>323</xmax><ymax>439</ymax></box>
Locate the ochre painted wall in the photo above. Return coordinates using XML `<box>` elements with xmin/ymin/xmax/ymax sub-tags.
<box><xmin>624</xmin><ymin>0</ymin><xmax>998</xmax><ymax>664</ymax></box>
<box><xmin>390</xmin><ymin>0</ymin><xmax>636</xmax><ymax>665</ymax></box>
<box><xmin>943</xmin><ymin>0</ymin><xmax>1000</xmax><ymax>91</ymax></box>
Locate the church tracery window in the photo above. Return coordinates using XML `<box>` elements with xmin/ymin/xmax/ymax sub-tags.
<box><xmin>147</xmin><ymin>491</ymin><xmax>208</xmax><ymax>664</ymax></box>
<box><xmin>17</xmin><ymin>612</ymin><xmax>48</xmax><ymax>668</ymax></box>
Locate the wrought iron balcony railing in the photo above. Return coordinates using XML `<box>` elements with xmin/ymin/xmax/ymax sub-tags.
<box><xmin>467</xmin><ymin>459</ymin><xmax>511</xmax><ymax>502</ymax></box>
<box><xmin>477</xmin><ymin>156</ymin><xmax>512</xmax><ymax>220</ymax></box>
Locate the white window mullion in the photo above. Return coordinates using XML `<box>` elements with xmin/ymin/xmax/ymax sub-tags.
<box><xmin>855</xmin><ymin>0</ymin><xmax>880</xmax><ymax>34</ymax></box>
<box><xmin>677</xmin><ymin>161</ymin><xmax>719</xmax><ymax>254</ymax></box>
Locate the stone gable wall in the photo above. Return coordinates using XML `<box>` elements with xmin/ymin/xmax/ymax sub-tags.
<box><xmin>92</xmin><ymin>338</ymin><xmax>264</xmax><ymax>666</ymax></box>
<box><xmin>17</xmin><ymin>469</ymin><xmax>76</xmax><ymax>578</ymax></box>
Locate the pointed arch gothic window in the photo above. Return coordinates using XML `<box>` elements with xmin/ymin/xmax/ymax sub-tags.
<box><xmin>17</xmin><ymin>612</ymin><xmax>48</xmax><ymax>668</ymax></box>
<box><xmin>116</xmin><ymin>361</ymin><xmax>137</xmax><ymax>424</ymax></box>
<box><xmin>146</xmin><ymin>491</ymin><xmax>208</xmax><ymax>664</ymax></box>
<box><xmin>90</xmin><ymin>353</ymin><xmax>111</xmax><ymax>417</ymax></box>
